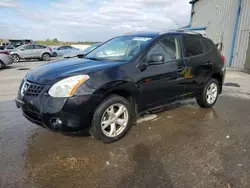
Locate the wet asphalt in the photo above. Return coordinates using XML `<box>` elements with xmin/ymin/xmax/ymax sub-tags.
<box><xmin>0</xmin><ymin>63</ymin><xmax>250</xmax><ymax>188</ymax></box>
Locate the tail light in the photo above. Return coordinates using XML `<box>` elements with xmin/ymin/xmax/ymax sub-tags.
<box><xmin>221</xmin><ymin>55</ymin><xmax>226</xmax><ymax>64</ymax></box>
<box><xmin>48</xmin><ymin>47</ymin><xmax>52</xmax><ymax>52</ymax></box>
<box><xmin>0</xmin><ymin>51</ymin><xmax>10</xmax><ymax>55</ymax></box>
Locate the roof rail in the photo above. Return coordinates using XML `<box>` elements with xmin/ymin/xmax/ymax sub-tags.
<box><xmin>172</xmin><ymin>29</ymin><xmax>203</xmax><ymax>36</ymax></box>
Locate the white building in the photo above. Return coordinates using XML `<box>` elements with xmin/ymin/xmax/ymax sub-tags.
<box><xmin>190</xmin><ymin>0</ymin><xmax>250</xmax><ymax>69</ymax></box>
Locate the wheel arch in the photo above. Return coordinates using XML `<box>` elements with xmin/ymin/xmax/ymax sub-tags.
<box><xmin>42</xmin><ymin>52</ymin><xmax>51</xmax><ymax>57</ymax></box>
<box><xmin>94</xmin><ymin>80</ymin><xmax>140</xmax><ymax>115</ymax></box>
<box><xmin>211</xmin><ymin>72</ymin><xmax>223</xmax><ymax>94</ymax></box>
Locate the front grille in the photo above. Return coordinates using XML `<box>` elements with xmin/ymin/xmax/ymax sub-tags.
<box><xmin>21</xmin><ymin>81</ymin><xmax>44</xmax><ymax>97</ymax></box>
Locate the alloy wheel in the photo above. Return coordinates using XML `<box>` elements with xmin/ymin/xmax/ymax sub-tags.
<box><xmin>101</xmin><ymin>103</ymin><xmax>129</xmax><ymax>137</ymax></box>
<box><xmin>12</xmin><ymin>55</ymin><xmax>19</xmax><ymax>63</ymax></box>
<box><xmin>206</xmin><ymin>83</ymin><xmax>218</xmax><ymax>104</ymax></box>
<box><xmin>43</xmin><ymin>54</ymin><xmax>50</xmax><ymax>61</ymax></box>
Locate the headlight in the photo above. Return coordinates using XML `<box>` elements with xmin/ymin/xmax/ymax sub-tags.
<box><xmin>48</xmin><ymin>75</ymin><xmax>89</xmax><ymax>97</ymax></box>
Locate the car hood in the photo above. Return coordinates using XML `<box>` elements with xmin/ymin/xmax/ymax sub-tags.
<box><xmin>26</xmin><ymin>57</ymin><xmax>123</xmax><ymax>85</ymax></box>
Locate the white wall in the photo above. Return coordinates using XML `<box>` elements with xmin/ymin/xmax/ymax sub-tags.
<box><xmin>71</xmin><ymin>44</ymin><xmax>90</xmax><ymax>50</ymax></box>
<box><xmin>191</xmin><ymin>0</ymin><xmax>238</xmax><ymax>67</ymax></box>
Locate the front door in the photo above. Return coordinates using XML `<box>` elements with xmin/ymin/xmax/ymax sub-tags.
<box><xmin>136</xmin><ymin>35</ymin><xmax>186</xmax><ymax>111</ymax></box>
<box><xmin>19</xmin><ymin>44</ymin><xmax>35</xmax><ymax>58</ymax></box>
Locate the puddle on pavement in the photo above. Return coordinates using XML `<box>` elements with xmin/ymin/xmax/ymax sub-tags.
<box><xmin>17</xmin><ymin>68</ymin><xmax>30</xmax><ymax>70</ymax></box>
<box><xmin>224</xmin><ymin>82</ymin><xmax>241</xmax><ymax>87</ymax></box>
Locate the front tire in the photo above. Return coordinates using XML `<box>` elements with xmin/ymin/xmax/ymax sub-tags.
<box><xmin>0</xmin><ymin>60</ymin><xmax>4</xmax><ymax>69</ymax></box>
<box><xmin>11</xmin><ymin>54</ymin><xmax>20</xmax><ymax>63</ymax></box>
<box><xmin>90</xmin><ymin>95</ymin><xmax>134</xmax><ymax>143</ymax></box>
<box><xmin>196</xmin><ymin>78</ymin><xmax>219</xmax><ymax>108</ymax></box>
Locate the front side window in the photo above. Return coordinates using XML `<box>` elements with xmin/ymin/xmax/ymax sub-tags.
<box><xmin>58</xmin><ymin>46</ymin><xmax>66</xmax><ymax>50</ymax></box>
<box><xmin>85</xmin><ymin>36</ymin><xmax>153</xmax><ymax>61</ymax></box>
<box><xmin>23</xmin><ymin>45</ymin><xmax>34</xmax><ymax>50</ymax></box>
<box><xmin>147</xmin><ymin>36</ymin><xmax>180</xmax><ymax>62</ymax></box>
<box><xmin>183</xmin><ymin>36</ymin><xmax>203</xmax><ymax>57</ymax></box>
<box><xmin>159</xmin><ymin>36</ymin><xmax>180</xmax><ymax>60</ymax></box>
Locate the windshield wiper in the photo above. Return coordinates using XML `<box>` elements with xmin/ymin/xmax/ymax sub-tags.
<box><xmin>84</xmin><ymin>57</ymin><xmax>101</xmax><ymax>61</ymax></box>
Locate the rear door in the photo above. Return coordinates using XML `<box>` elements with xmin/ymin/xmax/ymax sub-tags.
<box><xmin>137</xmin><ymin>35</ymin><xmax>186</xmax><ymax>110</ymax></box>
<box><xmin>34</xmin><ymin>45</ymin><xmax>46</xmax><ymax>58</ymax></box>
<box><xmin>181</xmin><ymin>35</ymin><xmax>214</xmax><ymax>96</ymax></box>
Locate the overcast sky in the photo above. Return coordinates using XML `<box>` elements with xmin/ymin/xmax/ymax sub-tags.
<box><xmin>0</xmin><ymin>0</ymin><xmax>191</xmax><ymax>42</ymax></box>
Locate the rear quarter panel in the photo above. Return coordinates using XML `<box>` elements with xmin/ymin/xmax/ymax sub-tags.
<box><xmin>0</xmin><ymin>54</ymin><xmax>13</xmax><ymax>65</ymax></box>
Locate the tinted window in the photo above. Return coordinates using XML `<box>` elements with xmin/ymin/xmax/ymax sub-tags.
<box><xmin>59</xmin><ymin>46</ymin><xmax>67</xmax><ymax>50</ymax></box>
<box><xmin>148</xmin><ymin>43</ymin><xmax>174</xmax><ymax>62</ymax></box>
<box><xmin>23</xmin><ymin>45</ymin><xmax>34</xmax><ymax>50</ymax></box>
<box><xmin>183</xmin><ymin>36</ymin><xmax>203</xmax><ymax>57</ymax></box>
<box><xmin>34</xmin><ymin>45</ymin><xmax>46</xmax><ymax>49</ymax></box>
<box><xmin>202</xmin><ymin>39</ymin><xmax>212</xmax><ymax>52</ymax></box>
<box><xmin>159</xmin><ymin>36</ymin><xmax>180</xmax><ymax>60</ymax></box>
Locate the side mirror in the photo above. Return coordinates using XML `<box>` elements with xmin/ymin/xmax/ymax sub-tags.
<box><xmin>148</xmin><ymin>54</ymin><xmax>164</xmax><ymax>64</ymax></box>
<box><xmin>20</xmin><ymin>48</ymin><xmax>25</xmax><ymax>51</ymax></box>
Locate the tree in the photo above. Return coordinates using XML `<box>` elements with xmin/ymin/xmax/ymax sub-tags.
<box><xmin>52</xmin><ymin>38</ymin><xmax>59</xmax><ymax>43</ymax></box>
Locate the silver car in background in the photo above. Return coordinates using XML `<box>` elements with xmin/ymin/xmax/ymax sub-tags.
<box><xmin>52</xmin><ymin>46</ymin><xmax>79</xmax><ymax>57</ymax></box>
<box><xmin>63</xmin><ymin>43</ymin><xmax>102</xmax><ymax>58</ymax></box>
<box><xmin>0</xmin><ymin>53</ymin><xmax>14</xmax><ymax>69</ymax></box>
<box><xmin>10</xmin><ymin>44</ymin><xmax>52</xmax><ymax>63</ymax></box>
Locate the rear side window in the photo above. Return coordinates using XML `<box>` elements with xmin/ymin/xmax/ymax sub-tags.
<box><xmin>34</xmin><ymin>45</ymin><xmax>46</xmax><ymax>49</ymax></box>
<box><xmin>183</xmin><ymin>36</ymin><xmax>203</xmax><ymax>57</ymax></box>
<box><xmin>202</xmin><ymin>38</ymin><xmax>212</xmax><ymax>52</ymax></box>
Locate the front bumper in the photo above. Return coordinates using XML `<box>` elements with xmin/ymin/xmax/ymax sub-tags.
<box><xmin>16</xmin><ymin>93</ymin><xmax>102</xmax><ymax>133</ymax></box>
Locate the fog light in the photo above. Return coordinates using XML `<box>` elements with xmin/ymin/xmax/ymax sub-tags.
<box><xmin>50</xmin><ymin>118</ymin><xmax>62</xmax><ymax>128</ymax></box>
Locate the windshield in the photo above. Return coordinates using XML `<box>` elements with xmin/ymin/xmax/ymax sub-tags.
<box><xmin>82</xmin><ymin>43</ymin><xmax>101</xmax><ymax>54</ymax></box>
<box><xmin>85</xmin><ymin>36</ymin><xmax>152</xmax><ymax>61</ymax></box>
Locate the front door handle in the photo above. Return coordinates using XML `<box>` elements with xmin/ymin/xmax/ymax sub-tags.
<box><xmin>206</xmin><ymin>61</ymin><xmax>213</xmax><ymax>66</ymax></box>
<box><xmin>177</xmin><ymin>67</ymin><xmax>184</xmax><ymax>72</ymax></box>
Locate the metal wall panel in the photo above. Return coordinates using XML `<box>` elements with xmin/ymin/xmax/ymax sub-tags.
<box><xmin>234</xmin><ymin>0</ymin><xmax>250</xmax><ymax>69</ymax></box>
<box><xmin>191</xmin><ymin>0</ymin><xmax>238</xmax><ymax>67</ymax></box>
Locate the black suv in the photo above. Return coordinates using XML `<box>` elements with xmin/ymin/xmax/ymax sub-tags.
<box><xmin>15</xmin><ymin>31</ymin><xmax>226</xmax><ymax>143</ymax></box>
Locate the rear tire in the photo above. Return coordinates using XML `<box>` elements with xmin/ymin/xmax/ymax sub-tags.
<box><xmin>42</xmin><ymin>53</ymin><xmax>51</xmax><ymax>61</ymax></box>
<box><xmin>196</xmin><ymin>78</ymin><xmax>219</xmax><ymax>108</ymax></box>
<box><xmin>11</xmin><ymin>54</ymin><xmax>20</xmax><ymax>63</ymax></box>
<box><xmin>90</xmin><ymin>95</ymin><xmax>134</xmax><ymax>143</ymax></box>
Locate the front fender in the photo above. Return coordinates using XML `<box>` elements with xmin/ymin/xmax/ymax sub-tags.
<box><xmin>93</xmin><ymin>80</ymin><xmax>140</xmax><ymax>103</ymax></box>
